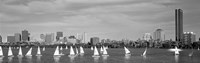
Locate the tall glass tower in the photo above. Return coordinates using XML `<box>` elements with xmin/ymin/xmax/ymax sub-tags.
<box><xmin>175</xmin><ymin>9</ymin><xmax>183</xmax><ymax>43</ymax></box>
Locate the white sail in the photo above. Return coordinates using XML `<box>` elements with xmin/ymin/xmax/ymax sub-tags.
<box><xmin>100</xmin><ymin>47</ymin><xmax>103</xmax><ymax>53</ymax></box>
<box><xmin>124</xmin><ymin>47</ymin><xmax>130</xmax><ymax>54</ymax></box>
<box><xmin>65</xmin><ymin>46</ymin><xmax>68</xmax><ymax>49</ymax></box>
<box><xmin>80</xmin><ymin>46</ymin><xmax>84</xmax><ymax>54</ymax></box>
<box><xmin>142</xmin><ymin>48</ymin><xmax>147</xmax><ymax>56</ymax></box>
<box><xmin>0</xmin><ymin>46</ymin><xmax>3</xmax><ymax>56</ymax></box>
<box><xmin>69</xmin><ymin>46</ymin><xmax>75</xmax><ymax>55</ymax></box>
<box><xmin>54</xmin><ymin>46</ymin><xmax>60</xmax><ymax>56</ymax></box>
<box><xmin>36</xmin><ymin>46</ymin><xmax>42</xmax><ymax>56</ymax></box>
<box><xmin>198</xmin><ymin>47</ymin><xmax>199</xmax><ymax>51</ymax></box>
<box><xmin>102</xmin><ymin>46</ymin><xmax>109</xmax><ymax>56</ymax></box>
<box><xmin>75</xmin><ymin>47</ymin><xmax>79</xmax><ymax>54</ymax></box>
<box><xmin>18</xmin><ymin>46</ymin><xmax>23</xmax><ymax>56</ymax></box>
<box><xmin>91</xmin><ymin>46</ymin><xmax>93</xmax><ymax>50</ymax></box>
<box><xmin>93</xmin><ymin>46</ymin><xmax>99</xmax><ymax>56</ymax></box>
<box><xmin>60</xmin><ymin>47</ymin><xmax>63</xmax><ymax>50</ymax></box>
<box><xmin>43</xmin><ymin>47</ymin><xmax>45</xmax><ymax>51</ymax></box>
<box><xmin>26</xmin><ymin>47</ymin><xmax>32</xmax><ymax>56</ymax></box>
<box><xmin>8</xmin><ymin>47</ymin><xmax>13</xmax><ymax>56</ymax></box>
<box><xmin>175</xmin><ymin>46</ymin><xmax>179</xmax><ymax>55</ymax></box>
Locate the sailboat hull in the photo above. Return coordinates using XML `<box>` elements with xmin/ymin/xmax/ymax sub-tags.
<box><xmin>102</xmin><ymin>54</ymin><xmax>109</xmax><ymax>57</ymax></box>
<box><xmin>125</xmin><ymin>54</ymin><xmax>131</xmax><ymax>56</ymax></box>
<box><xmin>92</xmin><ymin>55</ymin><xmax>100</xmax><ymax>57</ymax></box>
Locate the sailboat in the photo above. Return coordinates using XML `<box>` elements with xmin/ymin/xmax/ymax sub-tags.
<box><xmin>8</xmin><ymin>47</ymin><xmax>13</xmax><ymax>57</ymax></box>
<box><xmin>80</xmin><ymin>46</ymin><xmax>84</xmax><ymax>55</ymax></box>
<box><xmin>102</xmin><ymin>46</ymin><xmax>109</xmax><ymax>56</ymax></box>
<box><xmin>75</xmin><ymin>47</ymin><xmax>79</xmax><ymax>55</ymax></box>
<box><xmin>198</xmin><ymin>47</ymin><xmax>199</xmax><ymax>51</ymax></box>
<box><xmin>100</xmin><ymin>47</ymin><xmax>103</xmax><ymax>54</ymax></box>
<box><xmin>18</xmin><ymin>46</ymin><xmax>23</xmax><ymax>57</ymax></box>
<box><xmin>25</xmin><ymin>47</ymin><xmax>32</xmax><ymax>56</ymax></box>
<box><xmin>124</xmin><ymin>47</ymin><xmax>131</xmax><ymax>56</ymax></box>
<box><xmin>0</xmin><ymin>46</ymin><xmax>4</xmax><ymax>57</ymax></box>
<box><xmin>91</xmin><ymin>46</ymin><xmax>94</xmax><ymax>50</ymax></box>
<box><xmin>189</xmin><ymin>50</ymin><xmax>193</xmax><ymax>57</ymax></box>
<box><xmin>60</xmin><ymin>46</ymin><xmax>63</xmax><ymax>50</ymax></box>
<box><xmin>141</xmin><ymin>47</ymin><xmax>147</xmax><ymax>56</ymax></box>
<box><xmin>65</xmin><ymin>46</ymin><xmax>68</xmax><ymax>49</ymax></box>
<box><xmin>68</xmin><ymin>46</ymin><xmax>76</xmax><ymax>57</ymax></box>
<box><xmin>168</xmin><ymin>46</ymin><xmax>182</xmax><ymax>55</ymax></box>
<box><xmin>92</xmin><ymin>46</ymin><xmax>100</xmax><ymax>57</ymax></box>
<box><xmin>43</xmin><ymin>47</ymin><xmax>45</xmax><ymax>51</ymax></box>
<box><xmin>36</xmin><ymin>46</ymin><xmax>42</xmax><ymax>56</ymax></box>
<box><xmin>54</xmin><ymin>46</ymin><xmax>61</xmax><ymax>56</ymax></box>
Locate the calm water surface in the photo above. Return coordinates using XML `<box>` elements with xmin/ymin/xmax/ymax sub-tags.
<box><xmin>1</xmin><ymin>47</ymin><xmax>200</xmax><ymax>63</ymax></box>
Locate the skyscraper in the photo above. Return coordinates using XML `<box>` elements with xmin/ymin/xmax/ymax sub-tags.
<box><xmin>56</xmin><ymin>32</ymin><xmax>63</xmax><ymax>41</ymax></box>
<box><xmin>143</xmin><ymin>33</ymin><xmax>151</xmax><ymax>41</ymax></box>
<box><xmin>22</xmin><ymin>30</ymin><xmax>30</xmax><ymax>41</ymax></box>
<box><xmin>0</xmin><ymin>35</ymin><xmax>2</xmax><ymax>42</ymax></box>
<box><xmin>153</xmin><ymin>29</ymin><xmax>165</xmax><ymax>41</ymax></box>
<box><xmin>14</xmin><ymin>33</ymin><xmax>21</xmax><ymax>42</ymax></box>
<box><xmin>175</xmin><ymin>9</ymin><xmax>183</xmax><ymax>42</ymax></box>
<box><xmin>7</xmin><ymin>36</ymin><xmax>15</xmax><ymax>42</ymax></box>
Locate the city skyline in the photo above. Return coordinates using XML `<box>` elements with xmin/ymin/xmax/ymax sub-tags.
<box><xmin>1</xmin><ymin>0</ymin><xmax>200</xmax><ymax>42</ymax></box>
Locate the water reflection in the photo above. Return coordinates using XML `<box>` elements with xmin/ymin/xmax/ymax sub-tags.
<box><xmin>18</xmin><ymin>56</ymin><xmax>23</xmax><ymax>63</ymax></box>
<box><xmin>69</xmin><ymin>56</ymin><xmax>75</xmax><ymax>63</ymax></box>
<box><xmin>8</xmin><ymin>56</ymin><xmax>13</xmax><ymax>63</ymax></box>
<box><xmin>26</xmin><ymin>56</ymin><xmax>32</xmax><ymax>63</ymax></box>
<box><xmin>124</xmin><ymin>55</ymin><xmax>130</xmax><ymax>63</ymax></box>
<box><xmin>94</xmin><ymin>57</ymin><xmax>99</xmax><ymax>63</ymax></box>
<box><xmin>0</xmin><ymin>57</ymin><xmax>3</xmax><ymax>63</ymax></box>
<box><xmin>102</xmin><ymin>56</ymin><xmax>108</xmax><ymax>63</ymax></box>
<box><xmin>36</xmin><ymin>56</ymin><xmax>41</xmax><ymax>63</ymax></box>
<box><xmin>175</xmin><ymin>55</ymin><xmax>179</xmax><ymax>63</ymax></box>
<box><xmin>54</xmin><ymin>56</ymin><xmax>60</xmax><ymax>63</ymax></box>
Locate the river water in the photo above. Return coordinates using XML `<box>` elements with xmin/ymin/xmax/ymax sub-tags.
<box><xmin>0</xmin><ymin>47</ymin><xmax>200</xmax><ymax>63</ymax></box>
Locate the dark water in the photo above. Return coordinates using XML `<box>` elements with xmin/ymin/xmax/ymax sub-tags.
<box><xmin>1</xmin><ymin>47</ymin><xmax>200</xmax><ymax>63</ymax></box>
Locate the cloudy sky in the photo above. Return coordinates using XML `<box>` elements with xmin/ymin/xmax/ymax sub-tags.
<box><xmin>0</xmin><ymin>0</ymin><xmax>200</xmax><ymax>42</ymax></box>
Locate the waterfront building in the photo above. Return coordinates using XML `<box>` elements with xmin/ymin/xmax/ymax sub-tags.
<box><xmin>175</xmin><ymin>9</ymin><xmax>183</xmax><ymax>43</ymax></box>
<box><xmin>45</xmin><ymin>33</ymin><xmax>54</xmax><ymax>43</ymax></box>
<box><xmin>143</xmin><ymin>33</ymin><xmax>152</xmax><ymax>41</ymax></box>
<box><xmin>22</xmin><ymin>30</ymin><xmax>30</xmax><ymax>41</ymax></box>
<box><xmin>14</xmin><ymin>33</ymin><xmax>21</xmax><ymax>42</ymax></box>
<box><xmin>153</xmin><ymin>29</ymin><xmax>165</xmax><ymax>41</ymax></box>
<box><xmin>90</xmin><ymin>37</ymin><xmax>100</xmax><ymax>45</ymax></box>
<box><xmin>56</xmin><ymin>32</ymin><xmax>63</xmax><ymax>41</ymax></box>
<box><xmin>40</xmin><ymin>34</ymin><xmax>45</xmax><ymax>42</ymax></box>
<box><xmin>67</xmin><ymin>35</ymin><xmax>77</xmax><ymax>44</ymax></box>
<box><xmin>183</xmin><ymin>32</ymin><xmax>196</xmax><ymax>45</ymax></box>
<box><xmin>7</xmin><ymin>36</ymin><xmax>15</xmax><ymax>42</ymax></box>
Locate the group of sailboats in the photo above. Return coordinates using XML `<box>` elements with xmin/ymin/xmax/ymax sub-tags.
<box><xmin>92</xmin><ymin>46</ymin><xmax>109</xmax><ymax>57</ymax></box>
<box><xmin>67</xmin><ymin>46</ymin><xmax>85</xmax><ymax>57</ymax></box>
<box><xmin>0</xmin><ymin>46</ymin><xmax>42</xmax><ymax>57</ymax></box>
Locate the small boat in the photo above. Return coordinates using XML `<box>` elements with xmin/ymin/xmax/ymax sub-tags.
<box><xmin>54</xmin><ymin>46</ymin><xmax>62</xmax><ymax>56</ymax></box>
<box><xmin>25</xmin><ymin>47</ymin><xmax>32</xmax><ymax>56</ymax></box>
<box><xmin>43</xmin><ymin>47</ymin><xmax>45</xmax><ymax>51</ymax></box>
<box><xmin>68</xmin><ymin>46</ymin><xmax>76</xmax><ymax>57</ymax></box>
<box><xmin>189</xmin><ymin>51</ymin><xmax>193</xmax><ymax>57</ymax></box>
<box><xmin>92</xmin><ymin>46</ymin><xmax>100</xmax><ymax>57</ymax></box>
<box><xmin>100</xmin><ymin>47</ymin><xmax>103</xmax><ymax>54</ymax></box>
<box><xmin>102</xmin><ymin>46</ymin><xmax>109</xmax><ymax>56</ymax></box>
<box><xmin>80</xmin><ymin>46</ymin><xmax>84</xmax><ymax>55</ymax></box>
<box><xmin>0</xmin><ymin>46</ymin><xmax>4</xmax><ymax>57</ymax></box>
<box><xmin>141</xmin><ymin>47</ymin><xmax>147</xmax><ymax>56</ymax></box>
<box><xmin>91</xmin><ymin>46</ymin><xmax>94</xmax><ymax>50</ymax></box>
<box><xmin>168</xmin><ymin>46</ymin><xmax>182</xmax><ymax>55</ymax></box>
<box><xmin>124</xmin><ymin>47</ymin><xmax>131</xmax><ymax>56</ymax></box>
<box><xmin>8</xmin><ymin>47</ymin><xmax>14</xmax><ymax>57</ymax></box>
<box><xmin>60</xmin><ymin>46</ymin><xmax>63</xmax><ymax>50</ymax></box>
<box><xmin>36</xmin><ymin>46</ymin><xmax>42</xmax><ymax>56</ymax></box>
<box><xmin>65</xmin><ymin>46</ymin><xmax>68</xmax><ymax>49</ymax></box>
<box><xmin>18</xmin><ymin>46</ymin><xmax>23</xmax><ymax>57</ymax></box>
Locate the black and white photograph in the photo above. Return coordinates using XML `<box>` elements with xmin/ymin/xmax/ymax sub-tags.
<box><xmin>0</xmin><ymin>0</ymin><xmax>200</xmax><ymax>63</ymax></box>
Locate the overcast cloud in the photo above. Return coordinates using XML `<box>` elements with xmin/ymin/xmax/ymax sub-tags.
<box><xmin>0</xmin><ymin>0</ymin><xmax>200</xmax><ymax>42</ymax></box>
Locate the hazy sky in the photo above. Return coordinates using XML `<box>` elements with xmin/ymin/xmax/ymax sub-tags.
<box><xmin>0</xmin><ymin>0</ymin><xmax>200</xmax><ymax>42</ymax></box>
